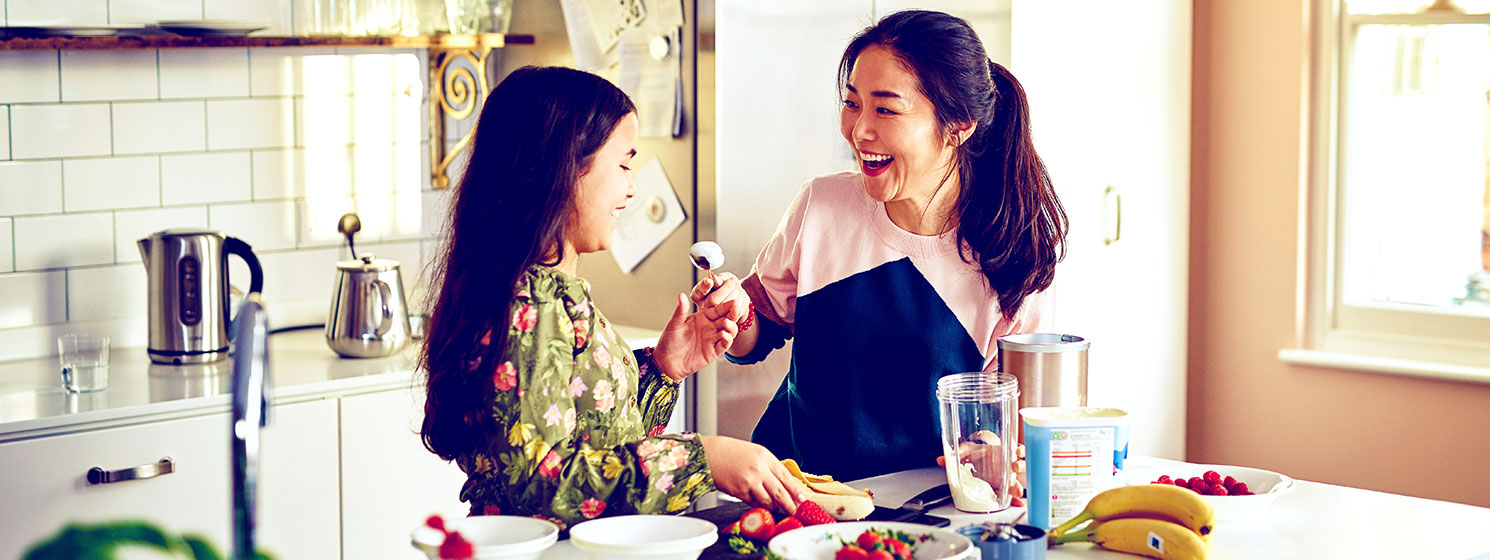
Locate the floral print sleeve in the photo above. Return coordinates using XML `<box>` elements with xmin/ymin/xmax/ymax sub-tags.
<box><xmin>634</xmin><ymin>349</ymin><xmax>683</xmax><ymax>438</ymax></box>
<box><xmin>457</xmin><ymin>267</ymin><xmax>714</xmax><ymax>529</ymax></box>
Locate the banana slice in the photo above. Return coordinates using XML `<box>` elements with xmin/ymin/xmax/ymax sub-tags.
<box><xmin>782</xmin><ymin>459</ymin><xmax>875</xmax><ymax>521</ymax></box>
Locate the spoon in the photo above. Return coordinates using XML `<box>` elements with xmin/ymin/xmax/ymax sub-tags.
<box><xmin>689</xmin><ymin>241</ymin><xmax>726</xmax><ymax>300</ymax></box>
<box><xmin>338</xmin><ymin>213</ymin><xmax>361</xmax><ymax>259</ymax></box>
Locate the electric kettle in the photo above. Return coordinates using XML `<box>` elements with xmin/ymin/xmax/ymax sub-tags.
<box><xmin>325</xmin><ymin>253</ymin><xmax>411</xmax><ymax>358</ymax></box>
<box><xmin>138</xmin><ymin>229</ymin><xmax>264</xmax><ymax>364</ymax></box>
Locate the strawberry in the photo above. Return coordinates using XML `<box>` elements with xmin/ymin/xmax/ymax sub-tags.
<box><xmin>887</xmin><ymin>538</ymin><xmax>910</xmax><ymax>558</ymax></box>
<box><xmin>794</xmin><ymin>500</ymin><xmax>837</xmax><ymax>526</ymax></box>
<box><xmin>867</xmin><ymin>549</ymin><xmax>896</xmax><ymax>560</ymax></box>
<box><xmin>835</xmin><ymin>545</ymin><xmax>870</xmax><ymax>560</ymax></box>
<box><xmin>739</xmin><ymin>507</ymin><xmax>776</xmax><ymax>541</ymax></box>
<box><xmin>720</xmin><ymin>520</ymin><xmax>740</xmax><ymax>535</ymax></box>
<box><xmin>425</xmin><ymin>515</ymin><xmax>446</xmax><ymax>533</ymax></box>
<box><xmin>438</xmin><ymin>531</ymin><xmax>474</xmax><ymax>559</ymax></box>
<box><xmin>856</xmin><ymin>530</ymin><xmax>882</xmax><ymax>550</ymax></box>
<box><xmin>773</xmin><ymin>516</ymin><xmax>803</xmax><ymax>537</ymax></box>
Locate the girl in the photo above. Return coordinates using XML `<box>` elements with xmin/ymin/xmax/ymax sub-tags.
<box><xmin>420</xmin><ymin>66</ymin><xmax>805</xmax><ymax>528</ymax></box>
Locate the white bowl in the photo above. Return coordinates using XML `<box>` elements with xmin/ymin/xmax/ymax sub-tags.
<box><xmin>410</xmin><ymin>516</ymin><xmax>559</xmax><ymax>560</ymax></box>
<box><xmin>568</xmin><ymin>515</ymin><xmax>718</xmax><ymax>560</ymax></box>
<box><xmin>768</xmin><ymin>521</ymin><xmax>975</xmax><ymax>560</ymax></box>
<box><xmin>1125</xmin><ymin>462</ymin><xmax>1295</xmax><ymax>523</ymax></box>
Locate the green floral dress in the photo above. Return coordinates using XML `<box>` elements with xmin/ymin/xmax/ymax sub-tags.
<box><xmin>455</xmin><ymin>266</ymin><xmax>714</xmax><ymax>529</ymax></box>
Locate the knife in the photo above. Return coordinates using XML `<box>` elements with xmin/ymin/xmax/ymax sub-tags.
<box><xmin>895</xmin><ymin>484</ymin><xmax>952</xmax><ymax>517</ymax></box>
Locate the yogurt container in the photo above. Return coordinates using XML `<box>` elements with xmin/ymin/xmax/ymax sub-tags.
<box><xmin>1021</xmin><ymin>407</ymin><xmax>1130</xmax><ymax>530</ymax></box>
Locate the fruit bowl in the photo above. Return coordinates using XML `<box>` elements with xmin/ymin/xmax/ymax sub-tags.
<box><xmin>1125</xmin><ymin>462</ymin><xmax>1295</xmax><ymax>523</ymax></box>
<box><xmin>767</xmin><ymin>521</ymin><xmax>974</xmax><ymax>559</ymax></box>
<box><xmin>568</xmin><ymin>514</ymin><xmax>718</xmax><ymax>560</ymax></box>
<box><xmin>410</xmin><ymin>515</ymin><xmax>559</xmax><ymax>560</ymax></box>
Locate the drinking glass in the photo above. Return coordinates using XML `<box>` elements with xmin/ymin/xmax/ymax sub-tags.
<box><xmin>58</xmin><ymin>334</ymin><xmax>110</xmax><ymax>393</ymax></box>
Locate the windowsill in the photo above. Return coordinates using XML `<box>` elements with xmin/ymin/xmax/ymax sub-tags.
<box><xmin>1278</xmin><ymin>348</ymin><xmax>1490</xmax><ymax>385</ymax></box>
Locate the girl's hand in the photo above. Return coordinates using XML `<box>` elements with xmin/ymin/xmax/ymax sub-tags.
<box><xmin>655</xmin><ymin>293</ymin><xmax>738</xmax><ymax>381</ymax></box>
<box><xmin>689</xmin><ymin>273</ymin><xmax>751</xmax><ymax>324</ymax></box>
<box><xmin>700</xmin><ymin>435</ymin><xmax>807</xmax><ymax>514</ymax></box>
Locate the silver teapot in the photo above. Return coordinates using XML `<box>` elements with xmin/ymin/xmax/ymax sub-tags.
<box><xmin>326</xmin><ymin>254</ymin><xmax>411</xmax><ymax>358</ymax></box>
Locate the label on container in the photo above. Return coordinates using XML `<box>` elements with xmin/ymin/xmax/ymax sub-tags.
<box><xmin>1047</xmin><ymin>426</ymin><xmax>1117</xmax><ymax>522</ymax></box>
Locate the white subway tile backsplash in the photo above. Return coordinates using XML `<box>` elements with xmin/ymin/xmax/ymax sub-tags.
<box><xmin>0</xmin><ymin>161</ymin><xmax>64</xmax><ymax>215</ymax></box>
<box><xmin>14</xmin><ymin>213</ymin><xmax>113</xmax><ymax>270</ymax></box>
<box><xmin>351</xmin><ymin>93</ymin><xmax>395</xmax><ymax>146</ymax></box>
<box><xmin>9</xmin><ymin>104</ymin><xmax>111</xmax><ymax>159</ymax></box>
<box><xmin>387</xmin><ymin>188</ymin><xmax>425</xmax><ymax>239</ymax></box>
<box><xmin>67</xmin><ymin>264</ymin><xmax>149</xmax><ymax>321</ymax></box>
<box><xmin>209</xmin><ymin>201</ymin><xmax>296</xmax><ymax>251</ymax></box>
<box><xmin>63</xmin><ymin>156</ymin><xmax>161</xmax><ymax>212</ymax></box>
<box><xmin>60</xmin><ymin>50</ymin><xmax>158</xmax><ymax>102</ymax></box>
<box><xmin>1</xmin><ymin>107</ymin><xmax>9</xmax><ymax>160</ymax></box>
<box><xmin>350</xmin><ymin>54</ymin><xmax>395</xmax><ymax>95</ymax></box>
<box><xmin>297</xmin><ymin>53</ymin><xmax>353</xmax><ymax>96</ymax></box>
<box><xmin>160</xmin><ymin>49</ymin><xmax>250</xmax><ymax>99</ymax></box>
<box><xmin>207</xmin><ymin>98</ymin><xmax>295</xmax><ymax>150</ymax></box>
<box><xmin>109</xmin><ymin>0</ymin><xmax>201</xmax><ymax>25</ymax></box>
<box><xmin>255</xmin><ymin>247</ymin><xmax>340</xmax><ymax>303</ymax></box>
<box><xmin>115</xmin><ymin>206</ymin><xmax>209</xmax><ymax>263</ymax></box>
<box><xmin>0</xmin><ymin>219</ymin><xmax>12</xmax><ymax>272</ymax></box>
<box><xmin>7</xmin><ymin>0</ymin><xmax>108</xmax><ymax>26</ymax></box>
<box><xmin>351</xmin><ymin>143</ymin><xmax>394</xmax><ymax>196</ymax></box>
<box><xmin>393</xmin><ymin>88</ymin><xmax>423</xmax><ymax>148</ymax></box>
<box><xmin>112</xmin><ymin>100</ymin><xmax>208</xmax><ymax>155</ymax></box>
<box><xmin>0</xmin><ymin>271</ymin><xmax>67</xmax><ymax>328</ymax></box>
<box><xmin>248</xmin><ymin>48</ymin><xmax>327</xmax><ymax>96</ymax></box>
<box><xmin>393</xmin><ymin>142</ymin><xmax>423</xmax><ymax>193</ymax></box>
<box><xmin>301</xmin><ymin>145</ymin><xmax>353</xmax><ymax>197</ymax></box>
<box><xmin>0</xmin><ymin>51</ymin><xmax>61</xmax><ymax>103</ymax></box>
<box><xmin>296</xmin><ymin>95</ymin><xmax>353</xmax><ymax>147</ymax></box>
<box><xmin>299</xmin><ymin>196</ymin><xmax>355</xmax><ymax>247</ymax></box>
<box><xmin>162</xmin><ymin>152</ymin><xmax>251</xmax><ymax>205</ymax></box>
<box><xmin>251</xmin><ymin>148</ymin><xmax>305</xmax><ymax>200</ymax></box>
<box><xmin>205</xmin><ymin>0</ymin><xmax>294</xmax><ymax>35</ymax></box>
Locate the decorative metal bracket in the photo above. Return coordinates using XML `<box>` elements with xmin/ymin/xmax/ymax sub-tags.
<box><xmin>429</xmin><ymin>46</ymin><xmax>491</xmax><ymax>190</ymax></box>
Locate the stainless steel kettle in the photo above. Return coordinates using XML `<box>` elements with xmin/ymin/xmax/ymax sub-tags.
<box><xmin>138</xmin><ymin>229</ymin><xmax>264</xmax><ymax>365</ymax></box>
<box><xmin>326</xmin><ymin>254</ymin><xmax>411</xmax><ymax>358</ymax></box>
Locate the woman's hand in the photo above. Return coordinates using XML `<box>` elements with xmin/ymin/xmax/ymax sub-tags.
<box><xmin>701</xmin><ymin>435</ymin><xmax>807</xmax><ymax>514</ymax></box>
<box><xmin>689</xmin><ymin>273</ymin><xmax>751</xmax><ymax>324</ymax></box>
<box><xmin>654</xmin><ymin>293</ymin><xmax>738</xmax><ymax>381</ymax></box>
<box><xmin>935</xmin><ymin>430</ymin><xmax>1026</xmax><ymax>506</ymax></box>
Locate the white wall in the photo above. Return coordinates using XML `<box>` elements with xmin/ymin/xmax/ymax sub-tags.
<box><xmin>0</xmin><ymin>1</ymin><xmax>449</xmax><ymax>361</ymax></box>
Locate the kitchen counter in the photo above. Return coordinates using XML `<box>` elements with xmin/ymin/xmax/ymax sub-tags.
<box><xmin>540</xmin><ymin>456</ymin><xmax>1490</xmax><ymax>559</ymax></box>
<box><xmin>0</xmin><ymin>325</ymin><xmax>661</xmax><ymax>443</ymax></box>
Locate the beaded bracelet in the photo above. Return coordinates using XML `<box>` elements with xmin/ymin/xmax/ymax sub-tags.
<box><xmin>738</xmin><ymin>303</ymin><xmax>756</xmax><ymax>332</ymax></box>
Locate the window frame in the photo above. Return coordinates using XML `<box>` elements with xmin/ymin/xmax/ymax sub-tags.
<box><xmin>1292</xmin><ymin>1</ymin><xmax>1490</xmax><ymax>382</ymax></box>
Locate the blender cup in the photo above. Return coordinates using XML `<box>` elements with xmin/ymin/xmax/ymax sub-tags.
<box><xmin>936</xmin><ymin>372</ymin><xmax>1019</xmax><ymax>513</ymax></box>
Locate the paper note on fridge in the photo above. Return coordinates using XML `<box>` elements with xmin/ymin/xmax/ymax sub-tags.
<box><xmin>611</xmin><ymin>158</ymin><xmax>686</xmax><ymax>274</ymax></box>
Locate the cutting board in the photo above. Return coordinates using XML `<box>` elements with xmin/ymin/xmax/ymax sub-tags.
<box><xmin>686</xmin><ymin>502</ymin><xmax>950</xmax><ymax>559</ymax></box>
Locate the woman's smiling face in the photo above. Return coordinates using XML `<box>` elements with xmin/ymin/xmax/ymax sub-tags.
<box><xmin>839</xmin><ymin>45</ymin><xmax>961</xmax><ymax>205</ymax></box>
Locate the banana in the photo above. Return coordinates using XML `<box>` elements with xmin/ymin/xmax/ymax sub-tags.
<box><xmin>780</xmin><ymin>459</ymin><xmax>875</xmax><ymax>520</ymax></box>
<box><xmin>1051</xmin><ymin>517</ymin><xmax>1210</xmax><ymax>560</ymax></box>
<box><xmin>1049</xmin><ymin>484</ymin><xmax>1215</xmax><ymax>538</ymax></box>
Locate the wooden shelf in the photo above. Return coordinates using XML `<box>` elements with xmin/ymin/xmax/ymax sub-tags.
<box><xmin>0</xmin><ymin>33</ymin><xmax>534</xmax><ymax>50</ymax></box>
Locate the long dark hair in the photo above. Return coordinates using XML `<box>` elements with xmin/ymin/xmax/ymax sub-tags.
<box><xmin>421</xmin><ymin>66</ymin><xmax>636</xmax><ymax>460</ymax></box>
<box><xmin>839</xmin><ymin>10</ymin><xmax>1067</xmax><ymax>319</ymax></box>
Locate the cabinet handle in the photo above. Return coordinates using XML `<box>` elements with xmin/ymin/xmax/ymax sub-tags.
<box><xmin>88</xmin><ymin>457</ymin><xmax>174</xmax><ymax>485</ymax></box>
<box><xmin>1103</xmin><ymin>185</ymin><xmax>1123</xmax><ymax>246</ymax></box>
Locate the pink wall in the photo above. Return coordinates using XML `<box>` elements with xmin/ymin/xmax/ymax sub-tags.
<box><xmin>1190</xmin><ymin>0</ymin><xmax>1490</xmax><ymax>508</ymax></box>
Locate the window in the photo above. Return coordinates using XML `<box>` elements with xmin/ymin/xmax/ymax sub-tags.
<box><xmin>1293</xmin><ymin>0</ymin><xmax>1490</xmax><ymax>379</ymax></box>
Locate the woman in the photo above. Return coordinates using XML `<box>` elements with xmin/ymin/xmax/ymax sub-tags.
<box><xmin>696</xmin><ymin>10</ymin><xmax>1067</xmax><ymax>482</ymax></box>
<box><xmin>420</xmin><ymin>66</ymin><xmax>805</xmax><ymax>529</ymax></box>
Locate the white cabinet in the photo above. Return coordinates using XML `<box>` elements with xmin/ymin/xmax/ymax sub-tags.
<box><xmin>1011</xmin><ymin>0</ymin><xmax>1191</xmax><ymax>458</ymax></box>
<box><xmin>0</xmin><ymin>398</ymin><xmax>340</xmax><ymax>559</ymax></box>
<box><xmin>340</xmin><ymin>388</ymin><xmax>469</xmax><ymax>560</ymax></box>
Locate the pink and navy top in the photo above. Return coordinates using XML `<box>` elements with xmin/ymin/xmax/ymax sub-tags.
<box><xmin>732</xmin><ymin>170</ymin><xmax>1046</xmax><ymax>481</ymax></box>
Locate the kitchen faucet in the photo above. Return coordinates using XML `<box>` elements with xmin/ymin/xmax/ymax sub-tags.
<box><xmin>230</xmin><ymin>294</ymin><xmax>271</xmax><ymax>560</ymax></box>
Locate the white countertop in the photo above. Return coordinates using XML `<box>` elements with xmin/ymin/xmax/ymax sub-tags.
<box><xmin>0</xmin><ymin>325</ymin><xmax>662</xmax><ymax>443</ymax></box>
<box><xmin>539</xmin><ymin>456</ymin><xmax>1490</xmax><ymax>559</ymax></box>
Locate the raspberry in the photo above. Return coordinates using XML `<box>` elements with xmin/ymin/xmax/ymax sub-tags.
<box><xmin>1157</xmin><ymin>475</ymin><xmax>1173</xmax><ymax>484</ymax></box>
<box><xmin>1172</xmin><ymin>477</ymin><xmax>1189</xmax><ymax>489</ymax></box>
<box><xmin>1191</xmin><ymin>481</ymin><xmax>1210</xmax><ymax>494</ymax></box>
<box><xmin>425</xmin><ymin>515</ymin><xmax>446</xmax><ymax>533</ymax></box>
<box><xmin>1203</xmin><ymin>470</ymin><xmax>1222</xmax><ymax>485</ymax></box>
<box><xmin>1231</xmin><ymin>482</ymin><xmax>1251</xmax><ymax>495</ymax></box>
<box><xmin>1188</xmin><ymin>477</ymin><xmax>1206</xmax><ymax>489</ymax></box>
<box><xmin>1210</xmin><ymin>485</ymin><xmax>1229</xmax><ymax>496</ymax></box>
<box><xmin>438</xmin><ymin>531</ymin><xmax>474</xmax><ymax>559</ymax></box>
<box><xmin>1223</xmin><ymin>475</ymin><xmax>1238</xmax><ymax>488</ymax></box>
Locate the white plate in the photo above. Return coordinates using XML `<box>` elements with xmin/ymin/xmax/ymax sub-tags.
<box><xmin>1124</xmin><ymin>462</ymin><xmax>1295</xmax><ymax>523</ymax></box>
<box><xmin>1</xmin><ymin>25</ymin><xmax>146</xmax><ymax>37</ymax></box>
<box><xmin>768</xmin><ymin>522</ymin><xmax>974</xmax><ymax>560</ymax></box>
<box><xmin>155</xmin><ymin>19</ymin><xmax>269</xmax><ymax>36</ymax></box>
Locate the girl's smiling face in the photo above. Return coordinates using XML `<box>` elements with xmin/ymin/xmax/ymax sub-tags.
<box><xmin>569</xmin><ymin>112</ymin><xmax>639</xmax><ymax>255</ymax></box>
<box><xmin>839</xmin><ymin>45</ymin><xmax>964</xmax><ymax>207</ymax></box>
